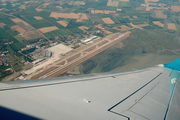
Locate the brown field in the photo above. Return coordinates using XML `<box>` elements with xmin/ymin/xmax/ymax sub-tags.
<box><xmin>49</xmin><ymin>12</ymin><xmax>88</xmax><ymax>20</ymax></box>
<box><xmin>42</xmin><ymin>3</ymin><xmax>50</xmax><ymax>6</ymax></box>
<box><xmin>130</xmin><ymin>23</ymin><xmax>149</xmax><ymax>28</ymax></box>
<box><xmin>11</xmin><ymin>25</ymin><xmax>26</xmax><ymax>33</ymax></box>
<box><xmin>39</xmin><ymin>26</ymin><xmax>59</xmax><ymax>33</ymax></box>
<box><xmin>171</xmin><ymin>6</ymin><xmax>180</xmax><ymax>12</ymax></box>
<box><xmin>78</xmin><ymin>26</ymin><xmax>89</xmax><ymax>31</ymax></box>
<box><xmin>23</xmin><ymin>30</ymin><xmax>42</xmax><ymax>40</ymax></box>
<box><xmin>133</xmin><ymin>16</ymin><xmax>138</xmax><ymax>19</ymax></box>
<box><xmin>113</xmin><ymin>25</ymin><xmax>131</xmax><ymax>31</ymax></box>
<box><xmin>36</xmin><ymin>8</ymin><xmax>44</xmax><ymax>12</ymax></box>
<box><xmin>119</xmin><ymin>0</ymin><xmax>129</xmax><ymax>1</ymax></box>
<box><xmin>0</xmin><ymin>22</ymin><xmax>6</xmax><ymax>28</ymax></box>
<box><xmin>104</xmin><ymin>10</ymin><xmax>116</xmax><ymax>14</ymax></box>
<box><xmin>69</xmin><ymin>1</ymin><xmax>85</xmax><ymax>5</ymax></box>
<box><xmin>95</xmin><ymin>24</ymin><xmax>102</xmax><ymax>28</ymax></box>
<box><xmin>83</xmin><ymin>45</ymin><xmax>96</xmax><ymax>52</ymax></box>
<box><xmin>19</xmin><ymin>6</ymin><xmax>26</xmax><ymax>9</ymax></box>
<box><xmin>130</xmin><ymin>23</ymin><xmax>136</xmax><ymax>27</ymax></box>
<box><xmin>31</xmin><ymin>66</ymin><xmax>59</xmax><ymax>79</ymax></box>
<box><xmin>154</xmin><ymin>10</ymin><xmax>167</xmax><ymax>19</ymax></box>
<box><xmin>167</xmin><ymin>23</ymin><xmax>177</xmax><ymax>30</ymax></box>
<box><xmin>57</xmin><ymin>61</ymin><xmax>66</xmax><ymax>65</ymax></box>
<box><xmin>76</xmin><ymin>19</ymin><xmax>83</xmax><ymax>22</ymax></box>
<box><xmin>136</xmin><ymin>23</ymin><xmax>149</xmax><ymax>27</ymax></box>
<box><xmin>102</xmin><ymin>17</ymin><xmax>115</xmax><ymax>24</ymax></box>
<box><xmin>57</xmin><ymin>20</ymin><xmax>68</xmax><ymax>27</ymax></box>
<box><xmin>145</xmin><ymin>0</ymin><xmax>159</xmax><ymax>3</ymax></box>
<box><xmin>11</xmin><ymin>18</ymin><xmax>29</xmax><ymax>26</ymax></box>
<box><xmin>91</xmin><ymin>10</ymin><xmax>116</xmax><ymax>14</ymax></box>
<box><xmin>23</xmin><ymin>1</ymin><xmax>39</xmax><ymax>4</ymax></box>
<box><xmin>34</xmin><ymin>16</ymin><xmax>43</xmax><ymax>20</ymax></box>
<box><xmin>45</xmin><ymin>35</ymin><xmax>128</xmax><ymax>78</ymax></box>
<box><xmin>74</xmin><ymin>1</ymin><xmax>85</xmax><ymax>5</ymax></box>
<box><xmin>107</xmin><ymin>0</ymin><xmax>119</xmax><ymax>7</ymax></box>
<box><xmin>103</xmin><ymin>30</ymin><xmax>112</xmax><ymax>34</ymax></box>
<box><xmin>91</xmin><ymin>10</ymin><xmax>104</xmax><ymax>14</ymax></box>
<box><xmin>67</xmin><ymin>53</ymin><xmax>81</xmax><ymax>62</ymax></box>
<box><xmin>97</xmin><ymin>40</ymin><xmax>109</xmax><ymax>47</ymax></box>
<box><xmin>124</xmin><ymin>31</ymin><xmax>132</xmax><ymax>36</ymax></box>
<box><xmin>153</xmin><ymin>21</ymin><xmax>164</xmax><ymax>27</ymax></box>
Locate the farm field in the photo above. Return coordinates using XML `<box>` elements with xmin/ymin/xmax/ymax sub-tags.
<box><xmin>11</xmin><ymin>25</ymin><xmax>26</xmax><ymax>33</ymax></box>
<box><xmin>39</xmin><ymin>26</ymin><xmax>59</xmax><ymax>33</ymax></box>
<box><xmin>107</xmin><ymin>0</ymin><xmax>119</xmax><ymax>7</ymax></box>
<box><xmin>119</xmin><ymin>1</ymin><xmax>129</xmax><ymax>7</ymax></box>
<box><xmin>153</xmin><ymin>10</ymin><xmax>167</xmax><ymax>19</ymax></box>
<box><xmin>167</xmin><ymin>23</ymin><xmax>177</xmax><ymax>30</ymax></box>
<box><xmin>102</xmin><ymin>17</ymin><xmax>115</xmax><ymax>24</ymax></box>
<box><xmin>34</xmin><ymin>16</ymin><xmax>43</xmax><ymax>20</ymax></box>
<box><xmin>57</xmin><ymin>20</ymin><xmax>68</xmax><ymax>27</ymax></box>
<box><xmin>49</xmin><ymin>12</ymin><xmax>88</xmax><ymax>20</ymax></box>
<box><xmin>113</xmin><ymin>25</ymin><xmax>131</xmax><ymax>31</ymax></box>
<box><xmin>103</xmin><ymin>30</ymin><xmax>112</xmax><ymax>34</ymax></box>
<box><xmin>91</xmin><ymin>10</ymin><xmax>116</xmax><ymax>14</ymax></box>
<box><xmin>78</xmin><ymin>26</ymin><xmax>89</xmax><ymax>31</ymax></box>
<box><xmin>153</xmin><ymin>21</ymin><xmax>164</xmax><ymax>27</ymax></box>
<box><xmin>171</xmin><ymin>6</ymin><xmax>180</xmax><ymax>12</ymax></box>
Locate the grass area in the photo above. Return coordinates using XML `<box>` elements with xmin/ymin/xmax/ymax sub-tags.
<box><xmin>108</xmin><ymin>29</ymin><xmax>119</xmax><ymax>33</ymax></box>
<box><xmin>6</xmin><ymin>45</ymin><xmax>24</xmax><ymax>71</ymax></box>
<box><xmin>175</xmin><ymin>24</ymin><xmax>180</xmax><ymax>31</ymax></box>
<box><xmin>21</xmin><ymin>16</ymin><xmax>54</xmax><ymax>29</ymax></box>
<box><xmin>90</xmin><ymin>14</ymin><xmax>105</xmax><ymax>24</ymax></box>
<box><xmin>69</xmin><ymin>28</ymin><xmax>83</xmax><ymax>34</ymax></box>
<box><xmin>22</xmin><ymin>48</ymin><xmax>36</xmax><ymax>54</ymax></box>
<box><xmin>44</xmin><ymin>29</ymin><xmax>73</xmax><ymax>39</ymax></box>
<box><xmin>0</xmin><ymin>28</ymin><xmax>16</xmax><ymax>42</ymax></box>
<box><xmin>122</xmin><ymin>29</ymin><xmax>179</xmax><ymax>54</ymax></box>
<box><xmin>14</xmin><ymin>35</ymin><xmax>24</xmax><ymax>42</ymax></box>
<box><xmin>44</xmin><ymin>17</ymin><xmax>65</xmax><ymax>29</ymax></box>
<box><xmin>3</xmin><ymin>25</ymin><xmax>19</xmax><ymax>36</ymax></box>
<box><xmin>0</xmin><ymin>19</ymin><xmax>16</xmax><ymax>26</ymax></box>
<box><xmin>119</xmin><ymin>1</ymin><xmax>129</xmax><ymax>7</ymax></box>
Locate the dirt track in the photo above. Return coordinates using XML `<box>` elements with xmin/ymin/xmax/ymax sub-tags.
<box><xmin>57</xmin><ymin>61</ymin><xmax>66</xmax><ymax>65</ymax></box>
<box><xmin>97</xmin><ymin>40</ymin><xmax>109</xmax><ymax>47</ymax></box>
<box><xmin>83</xmin><ymin>45</ymin><xmax>96</xmax><ymax>52</ymax></box>
<box><xmin>67</xmin><ymin>53</ymin><xmax>81</xmax><ymax>62</ymax></box>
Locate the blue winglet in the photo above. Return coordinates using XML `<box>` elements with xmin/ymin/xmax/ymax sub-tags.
<box><xmin>164</xmin><ymin>58</ymin><xmax>180</xmax><ymax>71</ymax></box>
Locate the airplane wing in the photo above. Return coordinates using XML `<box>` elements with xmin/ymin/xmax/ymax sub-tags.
<box><xmin>0</xmin><ymin>59</ymin><xmax>180</xmax><ymax>120</ymax></box>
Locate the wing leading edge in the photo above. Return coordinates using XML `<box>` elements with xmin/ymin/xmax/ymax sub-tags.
<box><xmin>0</xmin><ymin>59</ymin><xmax>179</xmax><ymax>120</ymax></box>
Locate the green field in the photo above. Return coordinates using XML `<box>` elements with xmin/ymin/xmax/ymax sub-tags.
<box><xmin>21</xmin><ymin>16</ymin><xmax>54</xmax><ymax>29</ymax></box>
<box><xmin>0</xmin><ymin>19</ymin><xmax>16</xmax><ymax>26</ymax></box>
<box><xmin>14</xmin><ymin>35</ymin><xmax>24</xmax><ymax>42</ymax></box>
<box><xmin>175</xmin><ymin>24</ymin><xmax>180</xmax><ymax>31</ymax></box>
<box><xmin>119</xmin><ymin>1</ymin><xmax>129</xmax><ymax>7</ymax></box>
<box><xmin>3</xmin><ymin>25</ymin><xmax>19</xmax><ymax>36</ymax></box>
<box><xmin>44</xmin><ymin>29</ymin><xmax>74</xmax><ymax>39</ymax></box>
<box><xmin>44</xmin><ymin>17</ymin><xmax>65</xmax><ymax>29</ymax></box>
<box><xmin>0</xmin><ymin>28</ymin><xmax>16</xmax><ymax>41</ymax></box>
